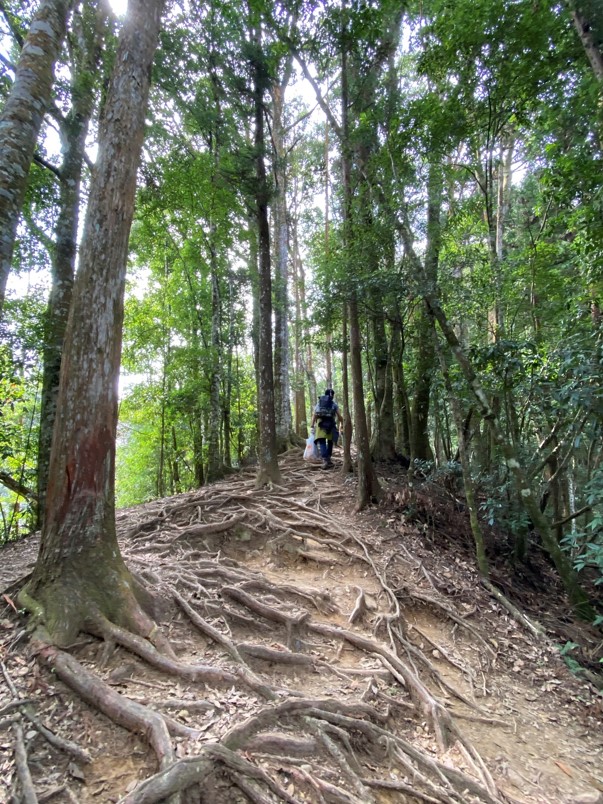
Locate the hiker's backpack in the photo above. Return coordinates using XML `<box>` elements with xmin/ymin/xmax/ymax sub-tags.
<box><xmin>317</xmin><ymin>395</ymin><xmax>334</xmax><ymax>419</ymax></box>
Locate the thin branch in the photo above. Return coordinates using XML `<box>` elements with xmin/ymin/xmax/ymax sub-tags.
<box><xmin>12</xmin><ymin>722</ymin><xmax>38</xmax><ymax>804</ymax></box>
<box><xmin>22</xmin><ymin>210</ymin><xmax>55</xmax><ymax>254</ymax></box>
<box><xmin>0</xmin><ymin>0</ymin><xmax>24</xmax><ymax>48</ymax></box>
<box><xmin>552</xmin><ymin>505</ymin><xmax>591</xmax><ymax>528</ymax></box>
<box><xmin>0</xmin><ymin>471</ymin><xmax>36</xmax><ymax>500</ymax></box>
<box><xmin>290</xmin><ymin>48</ymin><xmax>342</xmax><ymax>138</ymax></box>
<box><xmin>33</xmin><ymin>153</ymin><xmax>62</xmax><ymax>180</ymax></box>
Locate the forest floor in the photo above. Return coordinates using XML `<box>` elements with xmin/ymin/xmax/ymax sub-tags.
<box><xmin>0</xmin><ymin>448</ymin><xmax>602</xmax><ymax>804</ymax></box>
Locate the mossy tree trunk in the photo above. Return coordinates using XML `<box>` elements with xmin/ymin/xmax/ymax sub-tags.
<box><xmin>0</xmin><ymin>0</ymin><xmax>72</xmax><ymax>318</ymax></box>
<box><xmin>20</xmin><ymin>0</ymin><xmax>166</xmax><ymax>646</ymax></box>
<box><xmin>370</xmin><ymin>302</ymin><xmax>397</xmax><ymax>461</ymax></box>
<box><xmin>391</xmin><ymin>308</ymin><xmax>411</xmax><ymax>458</ymax></box>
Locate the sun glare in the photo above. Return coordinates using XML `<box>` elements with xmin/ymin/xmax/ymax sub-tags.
<box><xmin>108</xmin><ymin>0</ymin><xmax>128</xmax><ymax>15</ymax></box>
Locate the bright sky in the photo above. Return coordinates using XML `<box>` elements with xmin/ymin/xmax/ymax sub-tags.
<box><xmin>108</xmin><ymin>0</ymin><xmax>128</xmax><ymax>15</ymax></box>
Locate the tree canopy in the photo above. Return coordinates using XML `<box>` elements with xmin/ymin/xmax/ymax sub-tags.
<box><xmin>1</xmin><ymin>0</ymin><xmax>602</xmax><ymax>630</ymax></box>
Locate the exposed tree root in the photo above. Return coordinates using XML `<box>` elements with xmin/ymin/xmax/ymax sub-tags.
<box><xmin>1</xmin><ymin>656</ymin><xmax>93</xmax><ymax>796</ymax></box>
<box><xmin>1</xmin><ymin>454</ymin><xmax>539</xmax><ymax>802</ymax></box>
<box><xmin>89</xmin><ymin>615</ymin><xmax>250</xmax><ymax>689</ymax></box>
<box><xmin>12</xmin><ymin>721</ymin><xmax>38</xmax><ymax>804</ymax></box>
<box><xmin>35</xmin><ymin>644</ymin><xmax>176</xmax><ymax>771</ymax></box>
<box><xmin>480</xmin><ymin>578</ymin><xmax>546</xmax><ymax>640</ymax></box>
<box><xmin>119</xmin><ymin>743</ymin><xmax>299</xmax><ymax>804</ymax></box>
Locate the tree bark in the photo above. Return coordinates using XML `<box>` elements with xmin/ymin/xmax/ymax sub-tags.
<box><xmin>295</xmin><ymin>238</ymin><xmax>317</xmax><ymax>418</ymax></box>
<box><xmin>223</xmin><ymin>278</ymin><xmax>236</xmax><ymax>468</ymax></box>
<box><xmin>569</xmin><ymin>1</ymin><xmax>603</xmax><ymax>82</ymax></box>
<box><xmin>37</xmin><ymin>3</ymin><xmax>108</xmax><ymax>526</ymax></box>
<box><xmin>292</xmin><ymin>219</ymin><xmax>308</xmax><ymax>438</ymax></box>
<box><xmin>272</xmin><ymin>77</ymin><xmax>294</xmax><ymax>452</ymax></box>
<box><xmin>0</xmin><ymin>0</ymin><xmax>73</xmax><ymax>318</ymax></box>
<box><xmin>340</xmin><ymin>4</ymin><xmax>378</xmax><ymax>507</ymax></box>
<box><xmin>409</xmin><ymin>160</ymin><xmax>443</xmax><ymax>464</ymax></box>
<box><xmin>206</xmin><ymin>230</ymin><xmax>223</xmax><ymax>483</ymax></box>
<box><xmin>251</xmin><ymin>18</ymin><xmax>281</xmax><ymax>487</ymax></box>
<box><xmin>20</xmin><ymin>0</ymin><xmax>166</xmax><ymax>646</ymax></box>
<box><xmin>436</xmin><ymin>341</ymin><xmax>489</xmax><ymax>577</ymax></box>
<box><xmin>390</xmin><ymin>308</ymin><xmax>411</xmax><ymax>458</ymax></box>
<box><xmin>341</xmin><ymin>303</ymin><xmax>353</xmax><ymax>474</ymax></box>
<box><xmin>369</xmin><ymin>300</ymin><xmax>396</xmax><ymax>461</ymax></box>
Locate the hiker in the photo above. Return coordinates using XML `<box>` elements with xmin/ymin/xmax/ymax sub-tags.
<box><xmin>311</xmin><ymin>388</ymin><xmax>344</xmax><ymax>470</ymax></box>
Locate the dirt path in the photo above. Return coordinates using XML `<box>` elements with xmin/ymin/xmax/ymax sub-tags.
<box><xmin>0</xmin><ymin>449</ymin><xmax>601</xmax><ymax>803</ymax></box>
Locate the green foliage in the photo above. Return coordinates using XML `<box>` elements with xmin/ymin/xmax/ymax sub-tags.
<box><xmin>0</xmin><ymin>296</ymin><xmax>43</xmax><ymax>542</ymax></box>
<box><xmin>561</xmin><ymin>468</ymin><xmax>603</xmax><ymax>588</ymax></box>
<box><xmin>559</xmin><ymin>641</ymin><xmax>585</xmax><ymax>676</ymax></box>
<box><xmin>116</xmin><ymin>418</ymin><xmax>161</xmax><ymax>508</ymax></box>
<box><xmin>3</xmin><ymin>0</ymin><xmax>603</xmax><ymax>631</ymax></box>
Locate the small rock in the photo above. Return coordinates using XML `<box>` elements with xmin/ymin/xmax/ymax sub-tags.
<box><xmin>568</xmin><ymin>793</ymin><xmax>603</xmax><ymax>804</ymax></box>
<box><xmin>68</xmin><ymin>761</ymin><xmax>86</xmax><ymax>782</ymax></box>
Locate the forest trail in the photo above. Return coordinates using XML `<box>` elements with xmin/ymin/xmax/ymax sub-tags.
<box><xmin>0</xmin><ymin>449</ymin><xmax>602</xmax><ymax>804</ymax></box>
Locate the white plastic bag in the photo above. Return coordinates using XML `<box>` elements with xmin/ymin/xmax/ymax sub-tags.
<box><xmin>303</xmin><ymin>432</ymin><xmax>315</xmax><ymax>461</ymax></box>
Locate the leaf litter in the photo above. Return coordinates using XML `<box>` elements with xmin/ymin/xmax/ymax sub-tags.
<box><xmin>0</xmin><ymin>448</ymin><xmax>601</xmax><ymax>803</ymax></box>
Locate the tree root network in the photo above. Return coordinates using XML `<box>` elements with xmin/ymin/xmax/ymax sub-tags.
<box><xmin>2</xmin><ymin>448</ymin><xmax>577</xmax><ymax>803</ymax></box>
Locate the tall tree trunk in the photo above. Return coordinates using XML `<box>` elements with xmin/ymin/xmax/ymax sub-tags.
<box><xmin>370</xmin><ymin>301</ymin><xmax>396</xmax><ymax>461</ymax></box>
<box><xmin>324</xmin><ymin>120</ymin><xmax>335</xmax><ymax>392</ymax></box>
<box><xmin>272</xmin><ymin>78</ymin><xmax>293</xmax><ymax>452</ymax></box>
<box><xmin>251</xmin><ymin>19</ymin><xmax>280</xmax><ymax>487</ymax></box>
<box><xmin>158</xmin><ymin>360</ymin><xmax>167</xmax><ymax>498</ymax></box>
<box><xmin>20</xmin><ymin>0</ymin><xmax>166</xmax><ymax>646</ymax></box>
<box><xmin>487</xmin><ymin>132</ymin><xmax>514</xmax><ymax>340</ymax></box>
<box><xmin>293</xmin><ymin>231</ymin><xmax>316</xmax><ymax>425</ymax></box>
<box><xmin>410</xmin><ymin>309</ymin><xmax>436</xmax><ymax>463</ymax></box>
<box><xmin>189</xmin><ymin>313</ymin><xmax>206</xmax><ymax>489</ymax></box>
<box><xmin>249</xmin><ymin>218</ymin><xmax>260</xmax><ymax>394</ymax></box>
<box><xmin>369</xmin><ymin>222</ymin><xmax>397</xmax><ymax>461</ymax></box>
<box><xmin>292</xmin><ymin>221</ymin><xmax>308</xmax><ymax>438</ymax></box>
<box><xmin>207</xmin><ymin>232</ymin><xmax>223</xmax><ymax>483</ymax></box>
<box><xmin>37</xmin><ymin>3</ymin><xmax>106</xmax><ymax>526</ymax></box>
<box><xmin>193</xmin><ymin>420</ymin><xmax>204</xmax><ymax>488</ymax></box>
<box><xmin>223</xmin><ymin>277</ymin><xmax>236</xmax><ymax>469</ymax></box>
<box><xmin>207</xmin><ymin>55</ymin><xmax>225</xmax><ymax>482</ymax></box>
<box><xmin>409</xmin><ymin>160</ymin><xmax>443</xmax><ymax>464</ymax></box>
<box><xmin>391</xmin><ymin>310</ymin><xmax>411</xmax><ymax>458</ymax></box>
<box><xmin>341</xmin><ymin>303</ymin><xmax>353</xmax><ymax>474</ymax></box>
<box><xmin>0</xmin><ymin>0</ymin><xmax>72</xmax><ymax>318</ymax></box>
<box><xmin>341</xmin><ymin>17</ymin><xmax>378</xmax><ymax>508</ymax></box>
<box><xmin>171</xmin><ymin>426</ymin><xmax>181</xmax><ymax>495</ymax></box>
<box><xmin>349</xmin><ymin>296</ymin><xmax>379</xmax><ymax>507</ymax></box>
<box><xmin>436</xmin><ymin>340</ymin><xmax>489</xmax><ymax>576</ymax></box>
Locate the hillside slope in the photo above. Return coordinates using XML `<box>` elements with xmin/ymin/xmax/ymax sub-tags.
<box><xmin>0</xmin><ymin>450</ymin><xmax>601</xmax><ymax>803</ymax></box>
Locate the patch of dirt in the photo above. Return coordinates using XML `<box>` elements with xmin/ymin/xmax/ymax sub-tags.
<box><xmin>0</xmin><ymin>448</ymin><xmax>601</xmax><ymax>803</ymax></box>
